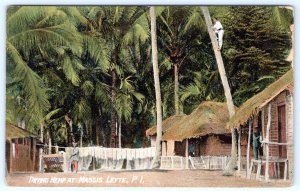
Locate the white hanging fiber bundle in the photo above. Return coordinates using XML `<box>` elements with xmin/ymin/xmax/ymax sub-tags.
<box><xmin>64</xmin><ymin>146</ymin><xmax>156</xmax><ymax>171</ymax></box>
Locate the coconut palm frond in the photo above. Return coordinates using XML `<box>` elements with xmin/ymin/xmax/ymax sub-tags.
<box><xmin>82</xmin><ymin>80</ymin><xmax>94</xmax><ymax>96</ymax></box>
<box><xmin>116</xmin><ymin>93</ymin><xmax>133</xmax><ymax>122</ymax></box>
<box><xmin>84</xmin><ymin>35</ymin><xmax>110</xmax><ymax>72</ymax></box>
<box><xmin>61</xmin><ymin>56</ymin><xmax>80</xmax><ymax>86</ymax></box>
<box><xmin>95</xmin><ymin>82</ymin><xmax>111</xmax><ymax>107</ymax></box>
<box><xmin>7</xmin><ymin>41</ymin><xmax>50</xmax><ymax>124</ymax></box>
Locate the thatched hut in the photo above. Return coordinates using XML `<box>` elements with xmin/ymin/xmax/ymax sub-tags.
<box><xmin>6</xmin><ymin>122</ymin><xmax>42</xmax><ymax>173</ymax></box>
<box><xmin>227</xmin><ymin>69</ymin><xmax>293</xmax><ymax>181</ymax></box>
<box><xmin>162</xmin><ymin>101</ymin><xmax>235</xmax><ymax>157</ymax></box>
<box><xmin>146</xmin><ymin>115</ymin><xmax>186</xmax><ymax>156</ymax></box>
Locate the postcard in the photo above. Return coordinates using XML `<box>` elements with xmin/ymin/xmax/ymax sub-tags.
<box><xmin>5</xmin><ymin>5</ymin><xmax>294</xmax><ymax>187</ymax></box>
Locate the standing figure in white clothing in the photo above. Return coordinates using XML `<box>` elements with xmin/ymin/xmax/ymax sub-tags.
<box><xmin>212</xmin><ymin>18</ymin><xmax>224</xmax><ymax>51</ymax></box>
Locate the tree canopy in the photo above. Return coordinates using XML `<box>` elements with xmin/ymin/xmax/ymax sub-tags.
<box><xmin>6</xmin><ymin>6</ymin><xmax>293</xmax><ymax>148</ymax></box>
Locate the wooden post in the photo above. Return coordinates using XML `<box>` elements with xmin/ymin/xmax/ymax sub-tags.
<box><xmin>185</xmin><ymin>139</ymin><xmax>189</xmax><ymax>169</ymax></box>
<box><xmin>180</xmin><ymin>156</ymin><xmax>183</xmax><ymax>168</ymax></box>
<box><xmin>39</xmin><ymin>123</ymin><xmax>44</xmax><ymax>172</ymax></box>
<box><xmin>256</xmin><ymin>161</ymin><xmax>262</xmax><ymax>180</ymax></box>
<box><xmin>248</xmin><ymin>160</ymin><xmax>254</xmax><ymax>179</ymax></box>
<box><xmin>93</xmin><ymin>147</ymin><xmax>95</xmax><ymax>171</ymax></box>
<box><xmin>55</xmin><ymin>145</ymin><xmax>59</xmax><ymax>154</ymax></box>
<box><xmin>262</xmin><ymin>109</ymin><xmax>266</xmax><ymax>156</ymax></box>
<box><xmin>118</xmin><ymin>118</ymin><xmax>122</xmax><ymax>148</ymax></box>
<box><xmin>47</xmin><ymin>129</ymin><xmax>51</xmax><ymax>154</ymax></box>
<box><xmin>9</xmin><ymin>140</ymin><xmax>12</xmax><ymax>173</ymax></box>
<box><xmin>32</xmin><ymin>139</ymin><xmax>36</xmax><ymax>171</ymax></box>
<box><xmin>265</xmin><ymin>103</ymin><xmax>272</xmax><ymax>181</ymax></box>
<box><xmin>284</xmin><ymin>160</ymin><xmax>288</xmax><ymax>180</ymax></box>
<box><xmin>246</xmin><ymin>120</ymin><xmax>252</xmax><ymax>177</ymax></box>
<box><xmin>238</xmin><ymin>127</ymin><xmax>241</xmax><ymax>172</ymax></box>
<box><xmin>39</xmin><ymin>147</ymin><xmax>43</xmax><ymax>172</ymax></box>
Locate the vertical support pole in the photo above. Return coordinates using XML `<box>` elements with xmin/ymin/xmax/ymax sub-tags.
<box><xmin>9</xmin><ymin>140</ymin><xmax>12</xmax><ymax>173</ymax></box>
<box><xmin>39</xmin><ymin>123</ymin><xmax>44</xmax><ymax>172</ymax></box>
<box><xmin>284</xmin><ymin>160</ymin><xmax>288</xmax><ymax>180</ymax></box>
<box><xmin>118</xmin><ymin>118</ymin><xmax>122</xmax><ymax>148</ymax></box>
<box><xmin>277</xmin><ymin>162</ymin><xmax>280</xmax><ymax>178</ymax></box>
<box><xmin>181</xmin><ymin>156</ymin><xmax>183</xmax><ymax>169</ymax></box>
<box><xmin>47</xmin><ymin>129</ymin><xmax>51</xmax><ymax>154</ymax></box>
<box><xmin>273</xmin><ymin>162</ymin><xmax>277</xmax><ymax>178</ymax></box>
<box><xmin>63</xmin><ymin>152</ymin><xmax>67</xmax><ymax>172</ymax></box>
<box><xmin>238</xmin><ymin>127</ymin><xmax>241</xmax><ymax>172</ymax></box>
<box><xmin>93</xmin><ymin>147</ymin><xmax>95</xmax><ymax>171</ymax></box>
<box><xmin>256</xmin><ymin>162</ymin><xmax>262</xmax><ymax>180</ymax></box>
<box><xmin>246</xmin><ymin>120</ymin><xmax>252</xmax><ymax>177</ymax></box>
<box><xmin>265</xmin><ymin>103</ymin><xmax>272</xmax><ymax>181</ymax></box>
<box><xmin>32</xmin><ymin>139</ymin><xmax>36</xmax><ymax>171</ymax></box>
<box><xmin>262</xmin><ymin>109</ymin><xmax>266</xmax><ymax>157</ymax></box>
<box><xmin>185</xmin><ymin>139</ymin><xmax>189</xmax><ymax>169</ymax></box>
<box><xmin>289</xmin><ymin>92</ymin><xmax>293</xmax><ymax>180</ymax></box>
<box><xmin>248</xmin><ymin>160</ymin><xmax>254</xmax><ymax>179</ymax></box>
<box><xmin>55</xmin><ymin>145</ymin><xmax>59</xmax><ymax>154</ymax></box>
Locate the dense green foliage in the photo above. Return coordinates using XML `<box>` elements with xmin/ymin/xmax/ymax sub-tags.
<box><xmin>222</xmin><ymin>6</ymin><xmax>292</xmax><ymax>105</ymax></box>
<box><xmin>6</xmin><ymin>6</ymin><xmax>293</xmax><ymax>148</ymax></box>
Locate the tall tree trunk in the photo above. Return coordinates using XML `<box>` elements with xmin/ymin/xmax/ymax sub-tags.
<box><xmin>142</xmin><ymin>115</ymin><xmax>148</xmax><ymax>146</ymax></box>
<box><xmin>96</xmin><ymin>118</ymin><xmax>100</xmax><ymax>146</ymax></box>
<box><xmin>64</xmin><ymin>115</ymin><xmax>73</xmax><ymax>146</ymax></box>
<box><xmin>89</xmin><ymin>123</ymin><xmax>93</xmax><ymax>145</ymax></box>
<box><xmin>47</xmin><ymin>128</ymin><xmax>51</xmax><ymax>154</ymax></box>
<box><xmin>174</xmin><ymin>63</ymin><xmax>180</xmax><ymax>115</ymax></box>
<box><xmin>150</xmin><ymin>6</ymin><xmax>163</xmax><ymax>169</ymax></box>
<box><xmin>85</xmin><ymin>120</ymin><xmax>89</xmax><ymax>144</ymax></box>
<box><xmin>101</xmin><ymin>126</ymin><xmax>106</xmax><ymax>147</ymax></box>
<box><xmin>79</xmin><ymin>123</ymin><xmax>83</xmax><ymax>147</ymax></box>
<box><xmin>99</xmin><ymin>106</ymin><xmax>107</xmax><ymax>147</ymax></box>
<box><xmin>40</xmin><ymin>122</ymin><xmax>44</xmax><ymax>143</ymax></box>
<box><xmin>118</xmin><ymin>117</ymin><xmax>122</xmax><ymax>148</ymax></box>
<box><xmin>201</xmin><ymin>6</ymin><xmax>237</xmax><ymax>176</ymax></box>
<box><xmin>110</xmin><ymin>68</ymin><xmax>117</xmax><ymax>148</ymax></box>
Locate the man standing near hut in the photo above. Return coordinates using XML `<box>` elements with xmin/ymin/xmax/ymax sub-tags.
<box><xmin>252</xmin><ymin>128</ymin><xmax>262</xmax><ymax>160</ymax></box>
<box><xmin>70</xmin><ymin>141</ymin><xmax>79</xmax><ymax>173</ymax></box>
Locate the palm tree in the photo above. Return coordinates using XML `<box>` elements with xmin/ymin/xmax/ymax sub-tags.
<box><xmin>115</xmin><ymin>76</ymin><xmax>145</xmax><ymax>148</ymax></box>
<box><xmin>92</xmin><ymin>6</ymin><xmax>148</xmax><ymax>147</ymax></box>
<box><xmin>157</xmin><ymin>6</ymin><xmax>206</xmax><ymax>115</ymax></box>
<box><xmin>200</xmin><ymin>6</ymin><xmax>237</xmax><ymax>175</ymax></box>
<box><xmin>150</xmin><ymin>6</ymin><xmax>163</xmax><ymax>168</ymax></box>
<box><xmin>6</xmin><ymin>6</ymin><xmax>82</xmax><ymax>130</ymax></box>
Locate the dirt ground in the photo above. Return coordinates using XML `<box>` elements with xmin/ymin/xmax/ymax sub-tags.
<box><xmin>5</xmin><ymin>170</ymin><xmax>292</xmax><ymax>187</ymax></box>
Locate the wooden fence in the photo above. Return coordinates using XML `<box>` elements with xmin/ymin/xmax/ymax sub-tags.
<box><xmin>160</xmin><ymin>155</ymin><xmax>230</xmax><ymax>170</ymax></box>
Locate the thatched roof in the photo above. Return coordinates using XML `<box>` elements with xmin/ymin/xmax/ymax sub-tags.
<box><xmin>227</xmin><ymin>69</ymin><xmax>293</xmax><ymax>129</ymax></box>
<box><xmin>146</xmin><ymin>115</ymin><xmax>186</xmax><ymax>136</ymax></box>
<box><xmin>162</xmin><ymin>101</ymin><xmax>231</xmax><ymax>141</ymax></box>
<box><xmin>6</xmin><ymin>122</ymin><xmax>37</xmax><ymax>140</ymax></box>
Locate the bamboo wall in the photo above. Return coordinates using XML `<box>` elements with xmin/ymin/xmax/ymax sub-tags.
<box><xmin>260</xmin><ymin>90</ymin><xmax>293</xmax><ymax>179</ymax></box>
<box><xmin>6</xmin><ymin>137</ymin><xmax>39</xmax><ymax>173</ymax></box>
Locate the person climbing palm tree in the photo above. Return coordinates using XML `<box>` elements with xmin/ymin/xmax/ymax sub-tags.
<box><xmin>212</xmin><ymin>18</ymin><xmax>224</xmax><ymax>51</ymax></box>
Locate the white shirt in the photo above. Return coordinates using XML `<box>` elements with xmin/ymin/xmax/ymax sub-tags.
<box><xmin>213</xmin><ymin>21</ymin><xmax>223</xmax><ymax>32</ymax></box>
